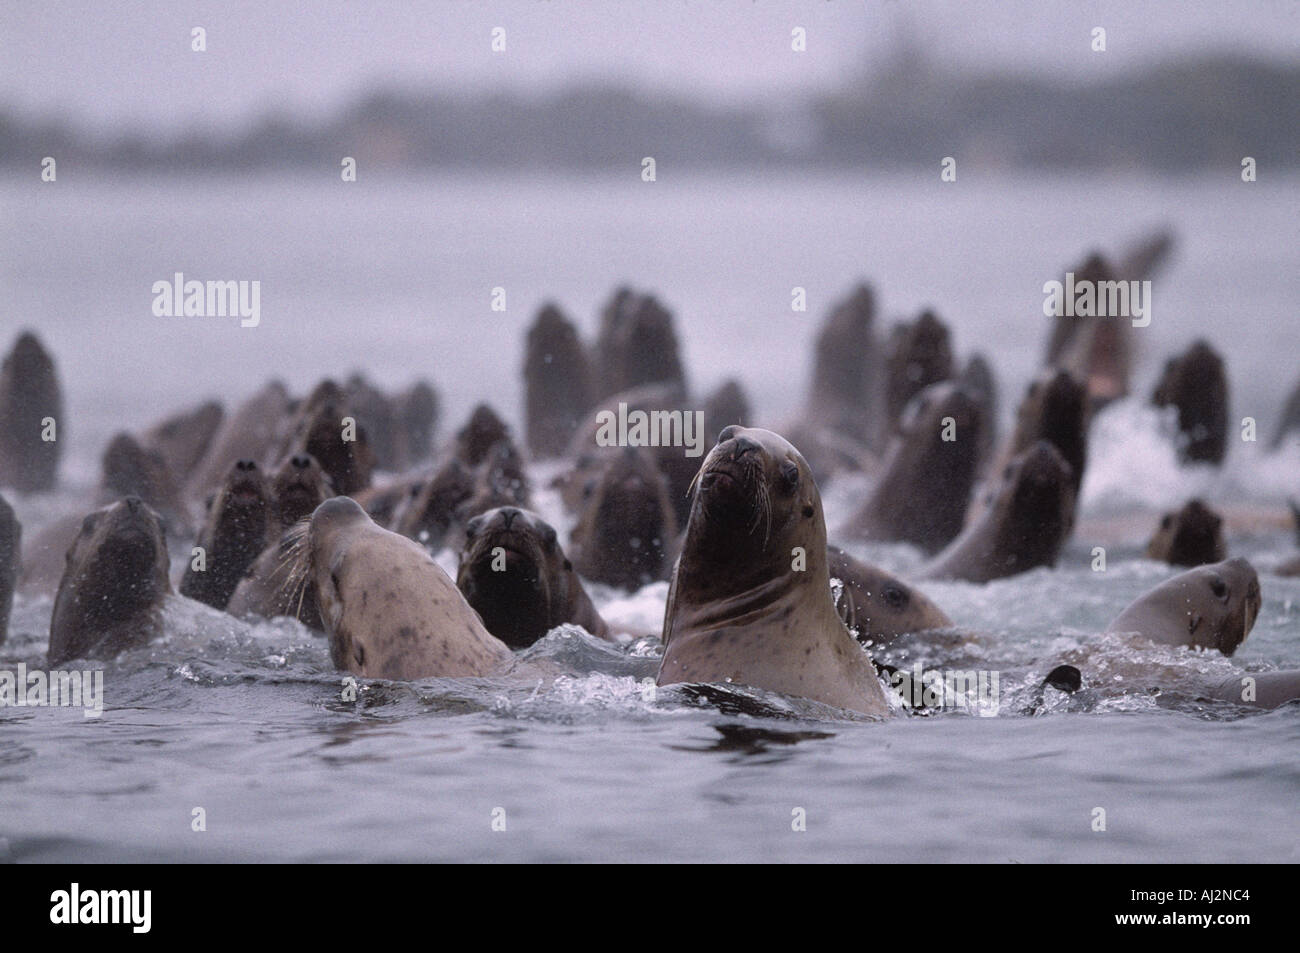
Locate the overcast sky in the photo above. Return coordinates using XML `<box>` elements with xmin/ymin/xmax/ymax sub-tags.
<box><xmin>3</xmin><ymin>1</ymin><xmax>1297</xmax><ymax>134</ymax></box>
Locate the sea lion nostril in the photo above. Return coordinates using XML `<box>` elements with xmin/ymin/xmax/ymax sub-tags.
<box><xmin>125</xmin><ymin>496</ymin><xmax>142</xmax><ymax>511</ymax></box>
<box><xmin>501</xmin><ymin>508</ymin><xmax>519</xmax><ymax>530</ymax></box>
<box><xmin>236</xmin><ymin>459</ymin><xmax>257</xmax><ymax>471</ymax></box>
<box><xmin>291</xmin><ymin>454</ymin><xmax>312</xmax><ymax>469</ymax></box>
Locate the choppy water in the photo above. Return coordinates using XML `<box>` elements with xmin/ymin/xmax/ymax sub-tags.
<box><xmin>1</xmin><ymin>173</ymin><xmax>1298</xmax><ymax>862</ymax></box>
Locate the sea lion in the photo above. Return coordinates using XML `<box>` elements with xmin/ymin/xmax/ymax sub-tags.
<box><xmin>826</xmin><ymin>545</ymin><xmax>951</xmax><ymax>647</ymax></box>
<box><xmin>187</xmin><ymin>380</ymin><xmax>292</xmax><ymax>499</ymax></box>
<box><xmin>345</xmin><ymin>373</ymin><xmax>401</xmax><ymax>472</ymax></box>
<box><xmin>1146</xmin><ymin>499</ymin><xmax>1226</xmax><ymax>567</ymax></box>
<box><xmin>593</xmin><ymin>287</ymin><xmax>687</xmax><ymax>402</ymax></box>
<box><xmin>291</xmin><ymin>496</ymin><xmax>513</xmax><ymax>679</ymax></box>
<box><xmin>352</xmin><ymin>475</ymin><xmax>425</xmax><ymax>528</ymax></box>
<box><xmin>268</xmin><ymin>453</ymin><xmax>332</xmax><ymax>531</ymax></box>
<box><xmin>842</xmin><ymin>381</ymin><xmax>984</xmax><ymax>553</ymax></box>
<box><xmin>0</xmin><ymin>494</ymin><xmax>19</xmax><ymax>647</ymax></box>
<box><xmin>453</xmin><ymin>403</ymin><xmax>512</xmax><ymax>468</ymax></box>
<box><xmin>0</xmin><ymin>330</ymin><xmax>63</xmax><ymax>492</ymax></box>
<box><xmin>976</xmin><ymin>367</ymin><xmax>1089</xmax><ymax>516</ymax></box>
<box><xmin>179</xmin><ymin>459</ymin><xmax>272</xmax><ymax>610</ymax></box>
<box><xmin>523</xmin><ymin>302</ymin><xmax>594</xmax><ymax>458</ymax></box>
<box><xmin>923</xmin><ymin>440</ymin><xmax>1075</xmax><ymax>583</ymax></box>
<box><xmin>657</xmin><ymin>426</ymin><xmax>890</xmax><ymax>716</ymax></box>
<box><xmin>281</xmin><ymin>379</ymin><xmax>375</xmax><ymax>495</ymax></box>
<box><xmin>1151</xmin><ymin>339</ymin><xmax>1229</xmax><ymax>465</ymax></box>
<box><xmin>881</xmin><ymin>310</ymin><xmax>953</xmax><ymax>444</ymax></box>
<box><xmin>100</xmin><ymin>432</ymin><xmax>193</xmax><ymax>536</ymax></box>
<box><xmin>803</xmin><ymin>283</ymin><xmax>881</xmax><ymax>446</ymax></box>
<box><xmin>47</xmin><ymin>497</ymin><xmax>172</xmax><ymax>666</ymax></box>
<box><xmin>1045</xmin><ymin>252</ymin><xmax>1131</xmax><ymax>410</ymax></box>
<box><xmin>141</xmin><ymin>399</ymin><xmax>224</xmax><ymax>486</ymax></box>
<box><xmin>1209</xmin><ymin>671</ymin><xmax>1300</xmax><ymax>709</ymax></box>
<box><xmin>701</xmin><ymin>379</ymin><xmax>751</xmax><ymax>439</ymax></box>
<box><xmin>563</xmin><ymin>381</ymin><xmax>699</xmax><ymax>526</ymax></box>
<box><xmin>394</xmin><ymin>379</ymin><xmax>439</xmax><ymax>466</ymax></box>
<box><xmin>569</xmin><ymin>447</ymin><xmax>679</xmax><ymax>590</ymax></box>
<box><xmin>394</xmin><ymin>457</ymin><xmax>478</xmax><ymax>549</ymax></box>
<box><xmin>456</xmin><ymin>506</ymin><xmax>610</xmax><ymax>648</ymax></box>
<box><xmin>1271</xmin><ymin>376</ymin><xmax>1300</xmax><ymax>449</ymax></box>
<box><xmin>1104</xmin><ymin>558</ymin><xmax>1261</xmax><ymax>656</ymax></box>
<box><xmin>958</xmin><ymin>353</ymin><xmax>999</xmax><ymax>472</ymax></box>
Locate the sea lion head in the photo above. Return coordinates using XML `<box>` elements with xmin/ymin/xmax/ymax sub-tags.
<box><xmin>571</xmin><ymin>446</ymin><xmax>677</xmax><ymax>590</ymax></box>
<box><xmin>48</xmin><ymin>497</ymin><xmax>171</xmax><ymax>665</ymax></box>
<box><xmin>455</xmin><ymin>404</ymin><xmax>511</xmax><ymax>468</ymax></box>
<box><xmin>991</xmin><ymin>440</ymin><xmax>1076</xmax><ymax>566</ymax></box>
<box><xmin>1109</xmin><ymin>557</ymin><xmax>1261</xmax><ymax>656</ymax></box>
<box><xmin>826</xmin><ymin>546</ymin><xmax>951</xmax><ymax>645</ymax></box>
<box><xmin>683</xmin><ymin>426</ymin><xmax>824</xmax><ymax>592</ymax></box>
<box><xmin>397</xmin><ymin>457</ymin><xmax>477</xmax><ymax>548</ymax></box>
<box><xmin>294</xmin><ymin>495</ymin><xmax>370</xmax><ymax>663</ymax></box>
<box><xmin>270</xmin><ymin>452</ymin><xmax>331</xmax><ymax>529</ymax></box>
<box><xmin>1146</xmin><ymin>498</ymin><xmax>1226</xmax><ymax>567</ymax></box>
<box><xmin>457</xmin><ymin>506</ymin><xmax>570</xmax><ymax>647</ymax></box>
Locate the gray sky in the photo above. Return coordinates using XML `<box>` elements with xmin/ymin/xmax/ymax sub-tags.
<box><xmin>3</xmin><ymin>0</ymin><xmax>1298</xmax><ymax>133</ymax></box>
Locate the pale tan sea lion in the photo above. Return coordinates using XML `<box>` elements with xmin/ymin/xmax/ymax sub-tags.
<box><xmin>293</xmin><ymin>496</ymin><xmax>513</xmax><ymax>679</ymax></box>
<box><xmin>1104</xmin><ymin>557</ymin><xmax>1261</xmax><ymax>656</ymax></box>
<box><xmin>826</xmin><ymin>545</ymin><xmax>951</xmax><ymax>647</ymax></box>
<box><xmin>657</xmin><ymin>427</ymin><xmax>890</xmax><ymax>716</ymax></box>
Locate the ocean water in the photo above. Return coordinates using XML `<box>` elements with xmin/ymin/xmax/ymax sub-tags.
<box><xmin>1</xmin><ymin>172</ymin><xmax>1298</xmax><ymax>863</ymax></box>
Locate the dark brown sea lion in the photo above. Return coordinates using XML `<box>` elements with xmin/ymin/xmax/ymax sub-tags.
<box><xmin>1146</xmin><ymin>499</ymin><xmax>1226</xmax><ymax>567</ymax></box>
<box><xmin>0</xmin><ymin>330</ymin><xmax>63</xmax><ymax>492</ymax></box>
<box><xmin>0</xmin><ymin>494</ymin><xmax>18</xmax><ymax>647</ymax></box>
<box><xmin>268</xmin><ymin>453</ymin><xmax>332</xmax><ymax>531</ymax></box>
<box><xmin>345</xmin><ymin>373</ymin><xmax>401</xmax><ymax>472</ymax></box>
<box><xmin>701</xmin><ymin>379</ymin><xmax>752</xmax><ymax>439</ymax></box>
<box><xmin>523</xmin><ymin>302</ymin><xmax>594</xmax><ymax>458</ymax></box>
<box><xmin>282</xmin><ymin>379</ymin><xmax>375</xmax><ymax>495</ymax></box>
<box><xmin>569</xmin><ymin>447</ymin><xmax>679</xmax><ymax>591</ymax></box>
<box><xmin>141</xmin><ymin>399</ymin><xmax>224</xmax><ymax>486</ymax></box>
<box><xmin>394</xmin><ymin>379</ymin><xmax>439</xmax><ymax>466</ymax></box>
<box><xmin>803</xmin><ymin>283</ymin><xmax>881</xmax><ymax>446</ymax></box>
<box><xmin>453</xmin><ymin>403</ymin><xmax>512</xmax><ymax>468</ymax></box>
<box><xmin>826</xmin><ymin>544</ymin><xmax>951</xmax><ymax>647</ymax></box>
<box><xmin>1151</xmin><ymin>339</ymin><xmax>1229</xmax><ymax>465</ymax></box>
<box><xmin>563</xmin><ymin>381</ymin><xmax>700</xmax><ymax>526</ymax></box>
<box><xmin>1104</xmin><ymin>558</ymin><xmax>1261</xmax><ymax>656</ymax></box>
<box><xmin>187</xmin><ymin>380</ymin><xmax>292</xmax><ymax>499</ymax></box>
<box><xmin>352</xmin><ymin>475</ymin><xmax>425</xmax><ymax>529</ymax></box>
<box><xmin>1045</xmin><ymin>252</ymin><xmax>1131</xmax><ymax>411</ymax></box>
<box><xmin>47</xmin><ymin>497</ymin><xmax>171</xmax><ymax>666</ymax></box>
<box><xmin>100</xmin><ymin>432</ymin><xmax>193</xmax><ymax>536</ymax></box>
<box><xmin>657</xmin><ymin>426</ymin><xmax>890</xmax><ymax>716</ymax></box>
<box><xmin>292</xmin><ymin>496</ymin><xmax>513</xmax><ymax>679</ymax></box>
<box><xmin>958</xmin><ymin>353</ymin><xmax>999</xmax><ymax>472</ymax></box>
<box><xmin>978</xmin><ymin>367</ymin><xmax>1089</xmax><ymax>514</ymax></box>
<box><xmin>842</xmin><ymin>381</ymin><xmax>984</xmax><ymax>554</ymax></box>
<box><xmin>179</xmin><ymin>459</ymin><xmax>272</xmax><ymax>610</ymax></box>
<box><xmin>394</xmin><ymin>457</ymin><xmax>478</xmax><ymax>549</ymax></box>
<box><xmin>881</xmin><ymin>309</ymin><xmax>953</xmax><ymax>444</ymax></box>
<box><xmin>456</xmin><ymin>506</ymin><xmax>610</xmax><ymax>648</ymax></box>
<box><xmin>923</xmin><ymin>441</ymin><xmax>1076</xmax><ymax>583</ymax></box>
<box><xmin>593</xmin><ymin>287</ymin><xmax>687</xmax><ymax>402</ymax></box>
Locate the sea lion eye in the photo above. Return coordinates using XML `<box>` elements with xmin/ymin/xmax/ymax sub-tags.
<box><xmin>780</xmin><ymin>460</ymin><xmax>799</xmax><ymax>488</ymax></box>
<box><xmin>80</xmin><ymin>514</ymin><xmax>98</xmax><ymax>535</ymax></box>
<box><xmin>1209</xmin><ymin>577</ymin><xmax>1227</xmax><ymax>600</ymax></box>
<box><xmin>1160</xmin><ymin>515</ymin><xmax>1172</xmax><ymax>530</ymax></box>
<box><xmin>883</xmin><ymin>586</ymin><xmax>908</xmax><ymax>609</ymax></box>
<box><xmin>1002</xmin><ymin>464</ymin><xmax>1014</xmax><ymax>482</ymax></box>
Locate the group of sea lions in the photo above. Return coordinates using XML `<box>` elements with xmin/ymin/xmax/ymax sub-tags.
<box><xmin>2</xmin><ymin>241</ymin><xmax>1299</xmax><ymax>717</ymax></box>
